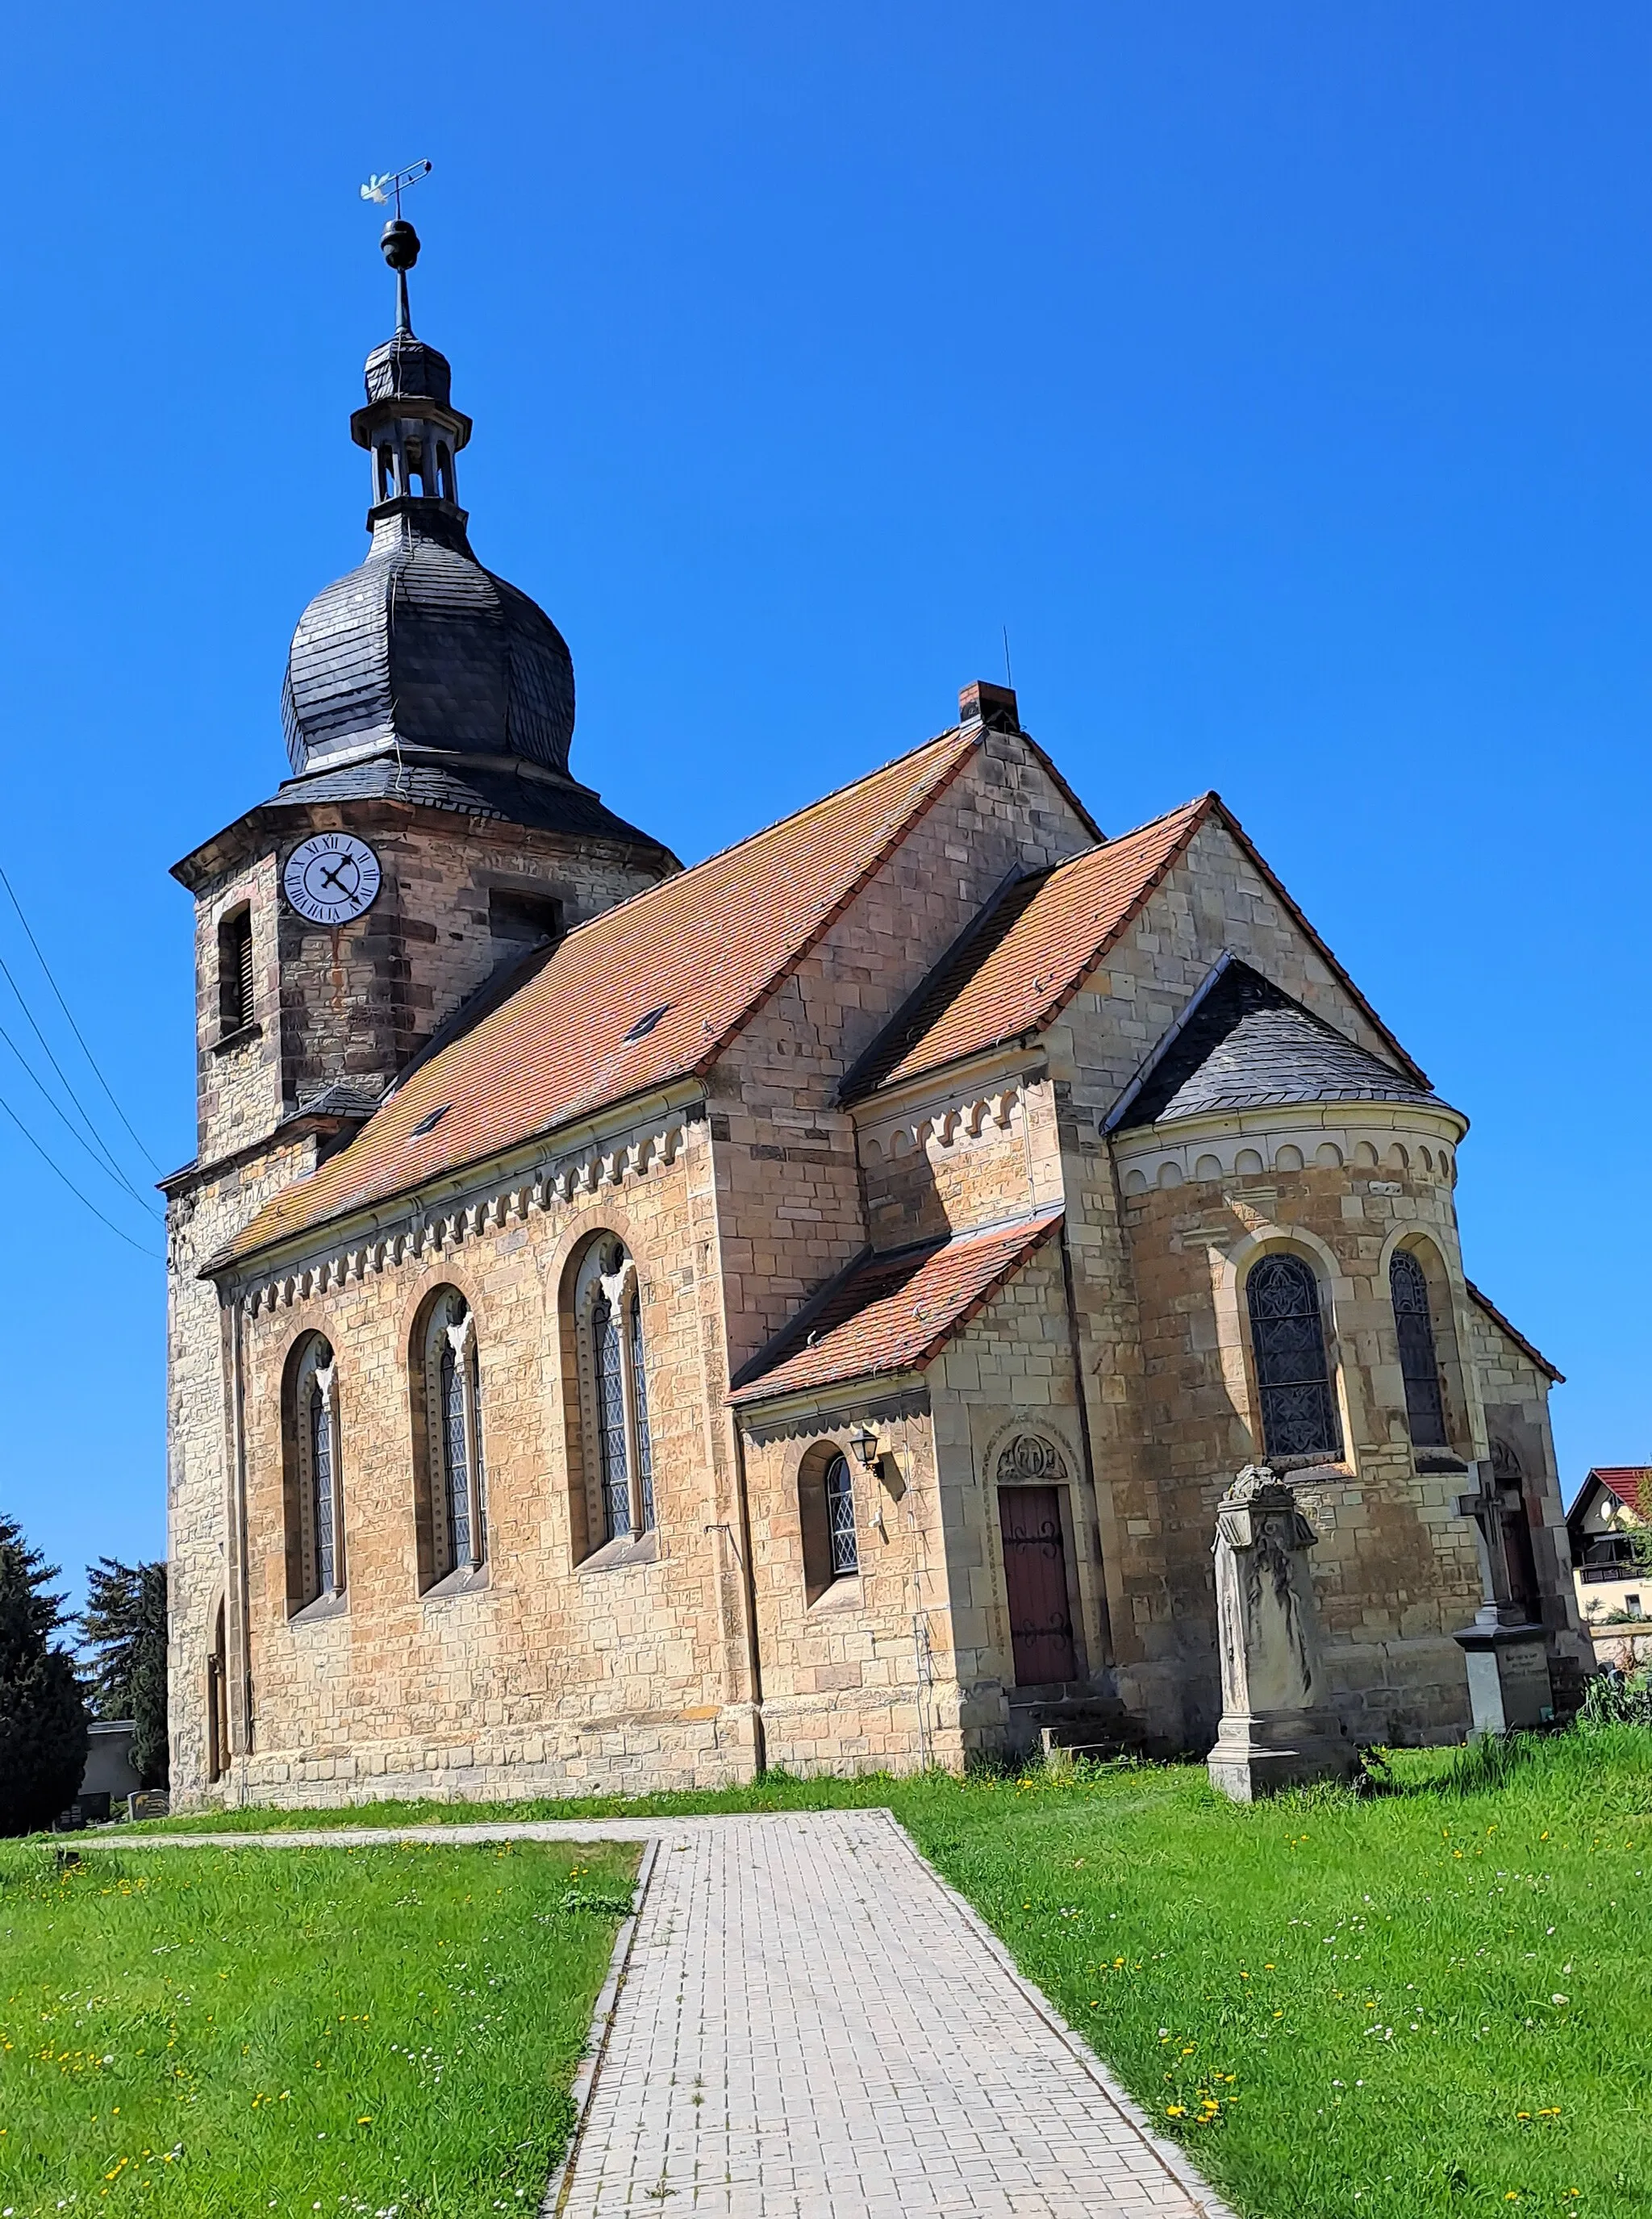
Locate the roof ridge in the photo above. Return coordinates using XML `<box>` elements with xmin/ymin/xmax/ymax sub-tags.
<box><xmin>1204</xmin><ymin>795</ymin><xmax>1429</xmax><ymax>1090</ymax></box>
<box><xmin>548</xmin><ymin>725</ymin><xmax>977</xmax><ymax>953</ymax></box>
<box><xmin>1464</xmin><ymin>1278</ymin><xmax>1565</xmax><ymax>1385</ymax></box>
<box><xmin>854</xmin><ymin>792</ymin><xmax>1216</xmax><ymax>1099</ymax></box>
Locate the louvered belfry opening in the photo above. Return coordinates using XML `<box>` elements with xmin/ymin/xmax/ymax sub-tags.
<box><xmin>218</xmin><ymin>907</ymin><xmax>253</xmax><ymax>1037</ymax></box>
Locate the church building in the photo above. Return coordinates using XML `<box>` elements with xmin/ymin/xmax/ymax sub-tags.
<box><xmin>165</xmin><ymin>219</ymin><xmax>1586</xmax><ymax>1807</ymax></box>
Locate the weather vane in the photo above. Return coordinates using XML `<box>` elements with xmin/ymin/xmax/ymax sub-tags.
<box><xmin>360</xmin><ymin>158</ymin><xmax>432</xmax><ymax>217</ymax></box>
<box><xmin>360</xmin><ymin>160</ymin><xmax>433</xmax><ymax>334</ymax></box>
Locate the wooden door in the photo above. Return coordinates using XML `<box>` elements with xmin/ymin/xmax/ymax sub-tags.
<box><xmin>998</xmin><ymin>1485</ymin><xmax>1078</xmax><ymax>1686</ymax></box>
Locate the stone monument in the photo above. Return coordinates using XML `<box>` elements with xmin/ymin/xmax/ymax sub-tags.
<box><xmin>1450</xmin><ymin>1459</ymin><xmax>1555</xmax><ymax>1734</ymax></box>
<box><xmin>1207</xmin><ymin>1466</ymin><xmax>1358</xmax><ymax>1801</ymax></box>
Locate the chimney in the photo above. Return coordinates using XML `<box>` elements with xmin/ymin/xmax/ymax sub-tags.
<box><xmin>957</xmin><ymin>678</ymin><xmax>1020</xmax><ymax>733</ymax></box>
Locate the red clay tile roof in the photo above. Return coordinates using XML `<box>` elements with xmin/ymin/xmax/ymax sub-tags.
<box><xmin>728</xmin><ymin>1209</ymin><xmax>1064</xmax><ymax>1406</ymax></box>
<box><xmin>846</xmin><ymin>792</ymin><xmax>1428</xmax><ymax>1099</ymax></box>
<box><xmin>846</xmin><ymin>799</ymin><xmax>1212</xmax><ymax>1095</ymax></box>
<box><xmin>1464</xmin><ymin>1279</ymin><xmax>1565</xmax><ymax>1384</ymax></box>
<box><xmin>1581</xmin><ymin>1468</ymin><xmax>1651</xmax><ymax>1512</ymax></box>
<box><xmin>224</xmin><ymin>728</ymin><xmax>981</xmax><ymax>1266</ymax></box>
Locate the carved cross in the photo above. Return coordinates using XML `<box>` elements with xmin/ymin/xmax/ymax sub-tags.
<box><xmin>1455</xmin><ymin>1458</ymin><xmax>1525</xmax><ymax>1627</ymax></box>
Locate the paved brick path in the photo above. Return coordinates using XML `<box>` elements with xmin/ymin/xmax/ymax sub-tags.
<box><xmin>147</xmin><ymin>1809</ymin><xmax>1233</xmax><ymax>2218</ymax></box>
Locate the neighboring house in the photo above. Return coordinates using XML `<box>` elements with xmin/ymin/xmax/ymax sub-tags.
<box><xmin>164</xmin><ymin>224</ymin><xmax>1587</xmax><ymax>1812</ymax></box>
<box><xmin>1566</xmin><ymin>1468</ymin><xmax>1652</xmax><ymax>1625</ymax></box>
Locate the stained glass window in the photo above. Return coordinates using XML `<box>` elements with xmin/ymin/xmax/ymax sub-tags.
<box><xmin>629</xmin><ymin>1295</ymin><xmax>655</xmax><ymax>1533</ymax></box>
<box><xmin>310</xmin><ymin>1381</ymin><xmax>336</xmax><ymax>1594</ymax></box>
<box><xmin>440</xmin><ymin>1335</ymin><xmax>472</xmax><ymax>1568</ymax></box>
<box><xmin>1246</xmin><ymin>1253</ymin><xmax>1341</xmax><ymax>1459</ymax></box>
<box><xmin>825</xmin><ymin>1454</ymin><xmax>858</xmax><ymax>1578</ymax></box>
<box><xmin>1390</xmin><ymin>1250</ymin><xmax>1448</xmax><ymax>1449</ymax></box>
<box><xmin>594</xmin><ymin>1291</ymin><xmax>631</xmax><ymax>1540</ymax></box>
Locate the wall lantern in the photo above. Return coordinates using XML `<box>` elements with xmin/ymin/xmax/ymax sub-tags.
<box><xmin>847</xmin><ymin>1422</ymin><xmax>881</xmax><ymax>1471</ymax></box>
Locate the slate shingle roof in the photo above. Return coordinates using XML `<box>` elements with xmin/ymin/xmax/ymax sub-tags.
<box><xmin>223</xmin><ymin>728</ymin><xmax>981</xmax><ymax>1266</ymax></box>
<box><xmin>844</xmin><ymin>799</ymin><xmax>1212</xmax><ymax>1098</ymax></box>
<box><xmin>728</xmin><ymin>1210</ymin><xmax>1065</xmax><ymax>1406</ymax></box>
<box><xmin>1116</xmin><ymin>961</ymin><xmax>1438</xmax><ymax>1129</ymax></box>
<box><xmin>267</xmin><ymin>755</ymin><xmax>662</xmax><ymax>846</ymax></box>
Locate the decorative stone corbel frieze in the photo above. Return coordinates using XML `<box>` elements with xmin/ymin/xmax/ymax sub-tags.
<box><xmin>229</xmin><ymin>1113</ymin><xmax>695</xmax><ymax>1317</ymax></box>
<box><xmin>858</xmin><ymin>1087</ymin><xmax>1021</xmax><ymax>1166</ymax></box>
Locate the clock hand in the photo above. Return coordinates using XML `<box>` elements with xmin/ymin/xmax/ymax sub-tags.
<box><xmin>318</xmin><ymin>861</ymin><xmax>354</xmax><ymax>892</ymax></box>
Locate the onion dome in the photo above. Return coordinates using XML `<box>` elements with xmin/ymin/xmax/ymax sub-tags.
<box><xmin>278</xmin><ymin>216</ymin><xmax>581</xmax><ymax>805</ymax></box>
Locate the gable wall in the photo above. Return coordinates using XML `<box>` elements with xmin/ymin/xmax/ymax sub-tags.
<box><xmin>1466</xmin><ymin>1303</ymin><xmax>1584</xmax><ymax>1671</ymax></box>
<box><xmin>707</xmin><ymin>732</ymin><xmax>1092</xmax><ymax>1374</ymax></box>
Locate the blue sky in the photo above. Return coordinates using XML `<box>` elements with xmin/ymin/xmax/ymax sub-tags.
<box><xmin>1</xmin><ymin>5</ymin><xmax>1647</xmax><ymax>1608</ymax></box>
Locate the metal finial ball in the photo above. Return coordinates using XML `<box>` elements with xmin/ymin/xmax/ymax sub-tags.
<box><xmin>380</xmin><ymin>219</ymin><xmax>420</xmax><ymax>272</ymax></box>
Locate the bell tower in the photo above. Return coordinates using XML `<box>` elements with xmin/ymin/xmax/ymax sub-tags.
<box><xmin>171</xmin><ymin>199</ymin><xmax>678</xmax><ymax>1173</ymax></box>
<box><xmin>165</xmin><ymin>182</ymin><xmax>678</xmax><ymax>1799</ymax></box>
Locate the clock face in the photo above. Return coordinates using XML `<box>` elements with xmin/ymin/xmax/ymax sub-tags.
<box><xmin>283</xmin><ymin>834</ymin><xmax>382</xmax><ymax>926</ymax></box>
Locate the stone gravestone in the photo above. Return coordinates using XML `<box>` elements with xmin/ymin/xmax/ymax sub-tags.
<box><xmin>1450</xmin><ymin>1459</ymin><xmax>1554</xmax><ymax>1734</ymax></box>
<box><xmin>1207</xmin><ymin>1466</ymin><xmax>1358</xmax><ymax>1802</ymax></box>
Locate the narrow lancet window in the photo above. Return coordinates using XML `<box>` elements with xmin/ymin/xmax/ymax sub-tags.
<box><xmin>1390</xmin><ymin>1250</ymin><xmax>1448</xmax><ymax>1449</ymax></box>
<box><xmin>422</xmin><ymin>1290</ymin><xmax>486</xmax><ymax>1583</ymax></box>
<box><xmin>575</xmin><ymin>1237</ymin><xmax>657</xmax><ymax>1548</ymax></box>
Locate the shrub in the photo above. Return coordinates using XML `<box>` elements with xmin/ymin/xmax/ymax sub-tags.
<box><xmin>0</xmin><ymin>1515</ymin><xmax>89</xmax><ymax>1835</ymax></box>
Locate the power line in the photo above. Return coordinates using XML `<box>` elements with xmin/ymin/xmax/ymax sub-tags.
<box><xmin>0</xmin><ymin>1082</ymin><xmax>162</xmax><ymax>1260</ymax></box>
<box><xmin>0</xmin><ymin>942</ymin><xmax>159</xmax><ymax>1208</ymax></box>
<box><xmin>0</xmin><ymin>861</ymin><xmax>163</xmax><ymax>1174</ymax></box>
<box><xmin>0</xmin><ymin>1011</ymin><xmax>164</xmax><ymax>1218</ymax></box>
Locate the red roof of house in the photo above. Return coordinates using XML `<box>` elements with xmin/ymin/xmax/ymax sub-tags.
<box><xmin>1464</xmin><ymin>1279</ymin><xmax>1565</xmax><ymax>1384</ymax></box>
<box><xmin>225</xmin><ymin>728</ymin><xmax>981</xmax><ymax>1266</ymax></box>
<box><xmin>1587</xmin><ymin>1468</ymin><xmax>1652</xmax><ymax>1511</ymax></box>
<box><xmin>847</xmin><ymin>792</ymin><xmax>1425</xmax><ymax>1099</ymax></box>
<box><xmin>728</xmin><ymin>1209</ymin><xmax>1065</xmax><ymax>1406</ymax></box>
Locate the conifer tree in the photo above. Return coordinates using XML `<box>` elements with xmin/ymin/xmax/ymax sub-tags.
<box><xmin>79</xmin><ymin>1557</ymin><xmax>169</xmax><ymax>1787</ymax></box>
<box><xmin>0</xmin><ymin>1514</ymin><xmax>89</xmax><ymax>1835</ymax></box>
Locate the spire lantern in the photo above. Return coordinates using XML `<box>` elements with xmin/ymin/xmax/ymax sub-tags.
<box><xmin>348</xmin><ymin>168</ymin><xmax>470</xmax><ymax>520</ymax></box>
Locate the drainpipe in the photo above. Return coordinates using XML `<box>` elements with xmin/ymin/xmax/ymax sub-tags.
<box><xmin>724</xmin><ymin>1413</ymin><xmax>768</xmax><ymax>1778</ymax></box>
<box><xmin>1058</xmin><ymin>1221</ymin><xmax>1116</xmax><ymax>1670</ymax></box>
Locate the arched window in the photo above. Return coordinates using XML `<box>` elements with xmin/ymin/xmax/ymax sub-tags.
<box><xmin>1246</xmin><ymin>1252</ymin><xmax>1341</xmax><ymax>1460</ymax></box>
<box><xmin>574</xmin><ymin>1237</ymin><xmax>656</xmax><ymax>1545</ymax></box>
<box><xmin>285</xmin><ymin>1333</ymin><xmax>343</xmax><ymax>1612</ymax></box>
<box><xmin>1390</xmin><ymin>1249</ymin><xmax>1448</xmax><ymax>1449</ymax></box>
<box><xmin>377</xmin><ymin>443</ymin><xmax>395</xmax><ymax>501</ymax></box>
<box><xmin>824</xmin><ymin>1454</ymin><xmax>858</xmax><ymax>1577</ymax></box>
<box><xmin>421</xmin><ymin>1289</ymin><xmax>486</xmax><ymax>1583</ymax></box>
<box><xmin>798</xmin><ymin>1441</ymin><xmax>861</xmax><ymax>1601</ymax></box>
<box><xmin>436</xmin><ymin>441</ymin><xmax>454</xmax><ymax>500</ymax></box>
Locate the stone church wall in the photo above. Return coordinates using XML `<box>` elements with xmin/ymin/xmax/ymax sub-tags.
<box><xmin>1038</xmin><ymin>813</ymin><xmax>1567</xmax><ymax>1747</ymax></box>
<box><xmin>706</xmin><ymin>733</ymin><xmax>1091</xmax><ymax>1376</ymax></box>
<box><xmin>165</xmin><ymin>1126</ymin><xmax>326</xmax><ymax>1802</ymax></box>
<box><xmin>1115</xmin><ymin>1152</ymin><xmax>1487</xmax><ymax>1746</ymax></box>
<box><xmin>175</xmin><ymin>1115</ymin><xmax>762</xmax><ymax>1808</ymax></box>
<box><xmin>738</xmin><ymin>1397</ymin><xmax>952</xmax><ymax>1775</ymax></box>
<box><xmin>926</xmin><ymin>1237</ymin><xmax>1106</xmax><ymax>1757</ymax></box>
<box><xmin>856</xmin><ymin>1073</ymin><xmax>1063</xmax><ymax>1250</ymax></box>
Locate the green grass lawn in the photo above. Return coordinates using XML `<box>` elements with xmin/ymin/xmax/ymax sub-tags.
<box><xmin>130</xmin><ymin>1729</ymin><xmax>1652</xmax><ymax>2218</ymax></box>
<box><xmin>0</xmin><ymin>1837</ymin><xmax>636</xmax><ymax>2219</ymax></box>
